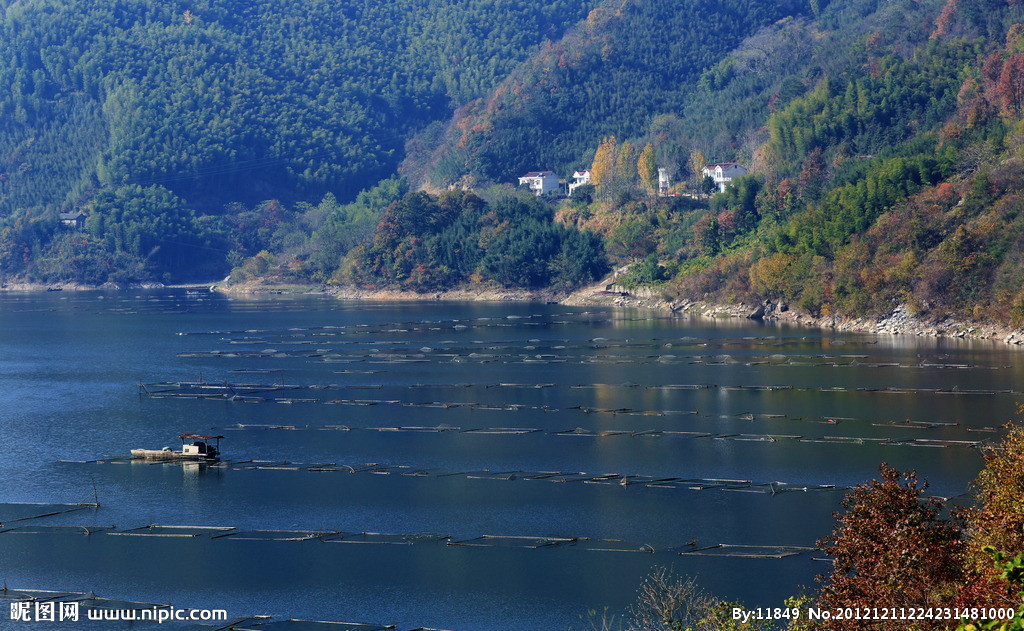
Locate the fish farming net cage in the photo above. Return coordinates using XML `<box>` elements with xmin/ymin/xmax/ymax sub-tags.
<box><xmin>679</xmin><ymin>544</ymin><xmax>816</xmax><ymax>559</ymax></box>
<box><xmin>230</xmin><ymin>621</ymin><xmax>396</xmax><ymax>631</ymax></box>
<box><xmin>0</xmin><ymin>522</ymin><xmax>823</xmax><ymax>560</ymax></box>
<box><xmin>0</xmin><ymin>502</ymin><xmax>98</xmax><ymax>526</ymax></box>
<box><xmin>1</xmin><ymin>588</ymin><xmax>459</xmax><ymax>631</ymax></box>
<box><xmin>0</xmin><ymin>587</ymin><xmax>171</xmax><ymax>613</ymax></box>
<box><xmin>0</xmin><ymin>525</ymin><xmax>112</xmax><ymax>535</ymax></box>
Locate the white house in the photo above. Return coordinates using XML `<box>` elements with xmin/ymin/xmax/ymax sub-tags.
<box><xmin>568</xmin><ymin>169</ymin><xmax>591</xmax><ymax>196</ymax></box>
<box><xmin>518</xmin><ymin>171</ymin><xmax>560</xmax><ymax>197</ymax></box>
<box><xmin>701</xmin><ymin>162</ymin><xmax>749</xmax><ymax>193</ymax></box>
<box><xmin>657</xmin><ymin>168</ymin><xmax>671</xmax><ymax>195</ymax></box>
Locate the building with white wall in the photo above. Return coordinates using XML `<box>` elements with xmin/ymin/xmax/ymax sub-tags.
<box><xmin>518</xmin><ymin>171</ymin><xmax>560</xmax><ymax>196</ymax></box>
<box><xmin>701</xmin><ymin>163</ymin><xmax>748</xmax><ymax>192</ymax></box>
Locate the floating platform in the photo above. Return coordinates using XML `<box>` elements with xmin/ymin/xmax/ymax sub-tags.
<box><xmin>0</xmin><ymin>524</ymin><xmax>814</xmax><ymax>562</ymax></box>
<box><xmin>326</xmin><ymin>532</ymin><xmax>448</xmax><ymax>545</ymax></box>
<box><xmin>231</xmin><ymin>622</ymin><xmax>395</xmax><ymax>631</ymax></box>
<box><xmin>213</xmin><ymin>529</ymin><xmax>342</xmax><ymax>542</ymax></box>
<box><xmin>108</xmin><ymin>525</ymin><xmax>236</xmax><ymax>538</ymax></box>
<box><xmin>0</xmin><ymin>502</ymin><xmax>98</xmax><ymax>527</ymax></box>
<box><xmin>679</xmin><ymin>544</ymin><xmax>817</xmax><ymax>559</ymax></box>
<box><xmin>448</xmin><ymin>535</ymin><xmax>577</xmax><ymax>549</ymax></box>
<box><xmin>72</xmin><ymin>458</ymin><xmax>849</xmax><ymax>495</ymax></box>
<box><xmin>0</xmin><ymin>525</ymin><xmax>111</xmax><ymax>535</ymax></box>
<box><xmin>0</xmin><ymin>587</ymin><xmax>171</xmax><ymax>614</ymax></box>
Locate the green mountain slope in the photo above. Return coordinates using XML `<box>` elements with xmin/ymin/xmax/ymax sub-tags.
<box><xmin>0</xmin><ymin>0</ymin><xmax>597</xmax><ymax>283</ymax></box>
<box><xmin>0</xmin><ymin>0</ymin><xmax>594</xmax><ymax>214</ymax></box>
<box><xmin>393</xmin><ymin>0</ymin><xmax>1024</xmax><ymax>329</ymax></box>
<box><xmin>9</xmin><ymin>0</ymin><xmax>1024</xmax><ymax>326</ymax></box>
<box><xmin>404</xmin><ymin>0</ymin><xmax>813</xmax><ymax>188</ymax></box>
<box><xmin>661</xmin><ymin>0</ymin><xmax>1024</xmax><ymax>326</ymax></box>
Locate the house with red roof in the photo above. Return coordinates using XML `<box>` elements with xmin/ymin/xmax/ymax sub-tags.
<box><xmin>568</xmin><ymin>169</ymin><xmax>591</xmax><ymax>196</ymax></box>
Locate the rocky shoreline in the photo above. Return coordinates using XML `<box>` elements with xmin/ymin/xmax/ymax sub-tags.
<box><xmin>8</xmin><ymin>277</ymin><xmax>1024</xmax><ymax>345</ymax></box>
<box><xmin>223</xmin><ymin>278</ymin><xmax>1024</xmax><ymax>345</ymax></box>
<box><xmin>324</xmin><ymin>284</ymin><xmax>567</xmax><ymax>304</ymax></box>
<box><xmin>563</xmin><ymin>285</ymin><xmax>1024</xmax><ymax>345</ymax></box>
<box><xmin>1</xmin><ymin>281</ymin><xmax>193</xmax><ymax>291</ymax></box>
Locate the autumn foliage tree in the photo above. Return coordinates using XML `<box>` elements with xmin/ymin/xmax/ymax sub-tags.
<box><xmin>973</xmin><ymin>424</ymin><xmax>1024</xmax><ymax>553</ymax></box>
<box><xmin>816</xmin><ymin>464</ymin><xmax>966</xmax><ymax>630</ymax></box>
<box><xmin>590</xmin><ymin>136</ymin><xmax>619</xmax><ymax>195</ymax></box>
<box><xmin>932</xmin><ymin>0</ymin><xmax>957</xmax><ymax>39</ymax></box>
<box><xmin>689</xmin><ymin>149</ymin><xmax>708</xmax><ymax>189</ymax></box>
<box><xmin>997</xmin><ymin>53</ymin><xmax>1024</xmax><ymax>116</ymax></box>
<box><xmin>638</xmin><ymin>142</ymin><xmax>658</xmax><ymax>196</ymax></box>
<box><xmin>616</xmin><ymin>140</ymin><xmax>639</xmax><ymax>191</ymax></box>
<box><xmin>963</xmin><ymin>422</ymin><xmax>1024</xmax><ymax>605</ymax></box>
<box><xmin>591</xmin><ymin>136</ymin><xmax>648</xmax><ymax>199</ymax></box>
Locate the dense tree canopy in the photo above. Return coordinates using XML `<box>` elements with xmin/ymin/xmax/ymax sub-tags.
<box><xmin>340</xmin><ymin>189</ymin><xmax>608</xmax><ymax>291</ymax></box>
<box><xmin>816</xmin><ymin>464</ymin><xmax>966</xmax><ymax>629</ymax></box>
<box><xmin>9</xmin><ymin>0</ymin><xmax>1024</xmax><ymax>323</ymax></box>
<box><xmin>412</xmin><ymin>0</ymin><xmax>813</xmax><ymax>187</ymax></box>
<box><xmin>0</xmin><ymin>0</ymin><xmax>596</xmax><ymax>215</ymax></box>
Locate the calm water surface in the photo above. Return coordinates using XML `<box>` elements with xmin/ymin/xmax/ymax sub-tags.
<box><xmin>0</xmin><ymin>290</ymin><xmax>1018</xmax><ymax>630</ymax></box>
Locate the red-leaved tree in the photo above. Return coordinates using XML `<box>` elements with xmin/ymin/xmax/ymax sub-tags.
<box><xmin>816</xmin><ymin>464</ymin><xmax>966</xmax><ymax>630</ymax></box>
<box><xmin>997</xmin><ymin>53</ymin><xmax>1024</xmax><ymax>116</ymax></box>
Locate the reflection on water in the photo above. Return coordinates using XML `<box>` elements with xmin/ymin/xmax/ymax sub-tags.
<box><xmin>0</xmin><ymin>290</ymin><xmax>1016</xmax><ymax>629</ymax></box>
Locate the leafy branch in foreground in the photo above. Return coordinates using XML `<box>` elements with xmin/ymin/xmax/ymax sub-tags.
<box><xmin>956</xmin><ymin>547</ymin><xmax>1024</xmax><ymax>631</ymax></box>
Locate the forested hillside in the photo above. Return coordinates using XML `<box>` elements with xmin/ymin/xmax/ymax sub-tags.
<box><xmin>0</xmin><ymin>0</ymin><xmax>592</xmax><ymax>210</ymax></box>
<box><xmin>403</xmin><ymin>0</ymin><xmax>813</xmax><ymax>188</ymax></box>
<box><xmin>400</xmin><ymin>0</ymin><xmax>1024</xmax><ymax>331</ymax></box>
<box><xmin>11</xmin><ymin>0</ymin><xmax>1024</xmax><ymax>333</ymax></box>
<box><xmin>0</xmin><ymin>0</ymin><xmax>594</xmax><ymax>282</ymax></box>
<box><xmin>657</xmin><ymin>0</ymin><xmax>1024</xmax><ymax>327</ymax></box>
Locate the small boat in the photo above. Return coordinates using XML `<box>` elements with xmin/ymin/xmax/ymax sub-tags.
<box><xmin>131</xmin><ymin>434</ymin><xmax>223</xmax><ymax>460</ymax></box>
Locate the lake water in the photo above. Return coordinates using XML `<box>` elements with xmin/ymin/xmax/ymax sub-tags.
<box><xmin>0</xmin><ymin>289</ymin><xmax>1018</xmax><ymax>630</ymax></box>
